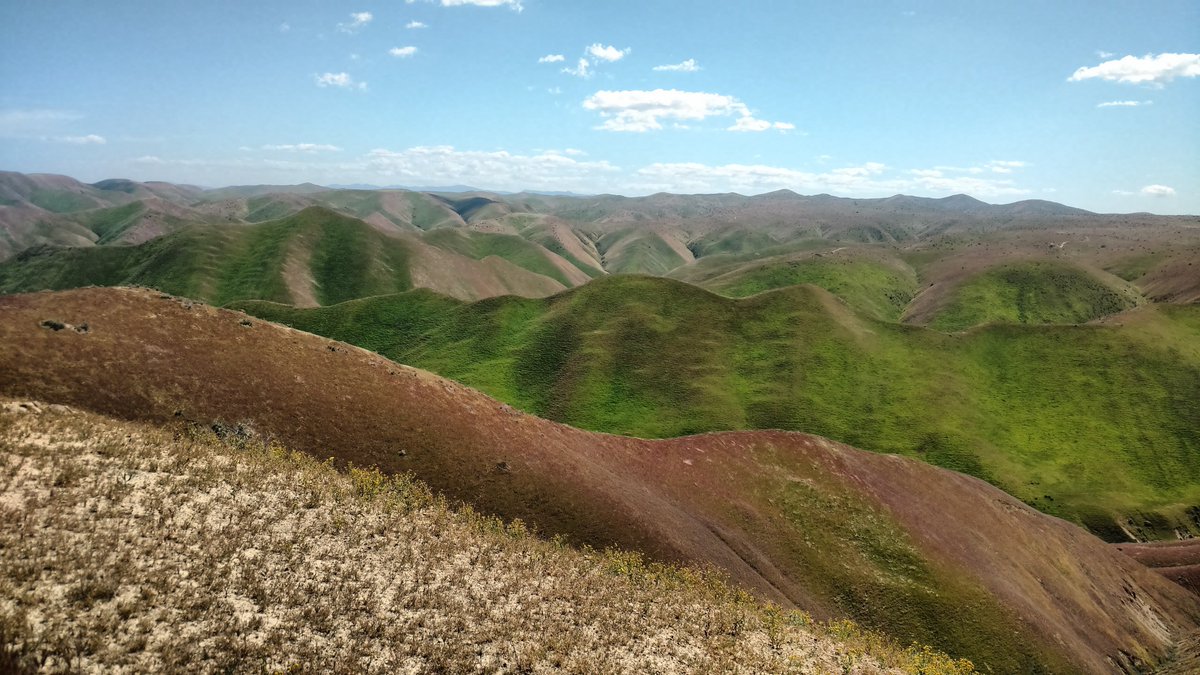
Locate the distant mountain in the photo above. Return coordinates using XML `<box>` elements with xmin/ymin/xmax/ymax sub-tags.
<box><xmin>1</xmin><ymin>170</ymin><xmax>1196</xmax><ymax>304</ymax></box>
<box><xmin>327</xmin><ymin>182</ymin><xmax>489</xmax><ymax>193</ymax></box>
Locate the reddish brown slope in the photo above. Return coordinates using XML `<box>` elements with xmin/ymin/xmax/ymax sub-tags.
<box><xmin>1116</xmin><ymin>540</ymin><xmax>1200</xmax><ymax>597</ymax></box>
<box><xmin>0</xmin><ymin>287</ymin><xmax>1197</xmax><ymax>672</ymax></box>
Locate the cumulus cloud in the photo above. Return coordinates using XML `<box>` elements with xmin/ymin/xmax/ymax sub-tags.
<box><xmin>633</xmin><ymin>159</ymin><xmax>1028</xmax><ymax>199</ymax></box>
<box><xmin>262</xmin><ymin>144</ymin><xmax>342</xmax><ymax>153</ymax></box>
<box><xmin>538</xmin><ymin>54</ymin><xmax>565</xmax><ymax>63</ymax></box>
<box><xmin>563</xmin><ymin>58</ymin><xmax>591</xmax><ymax>78</ymax></box>
<box><xmin>1068</xmin><ymin>53</ymin><xmax>1200</xmax><ymax>86</ymax></box>
<box><xmin>729</xmin><ymin>117</ymin><xmax>794</xmax><ymax>132</ymax></box>
<box><xmin>315</xmin><ymin>72</ymin><xmax>366</xmax><ymax>90</ymax></box>
<box><xmin>425</xmin><ymin>0</ymin><xmax>523</xmax><ymax>10</ymax></box>
<box><xmin>122</xmin><ymin>145</ymin><xmax>1045</xmax><ymax>199</ymax></box>
<box><xmin>1097</xmin><ymin>100</ymin><xmax>1152</xmax><ymax>108</ymax></box>
<box><xmin>583</xmin><ymin>89</ymin><xmax>791</xmax><ymax>133</ymax></box>
<box><xmin>406</xmin><ymin>21</ymin><xmax>427</xmax><ymax>29</ymax></box>
<box><xmin>653</xmin><ymin>58</ymin><xmax>700</xmax><ymax>73</ymax></box>
<box><xmin>364</xmin><ymin>145</ymin><xmax>617</xmax><ymax>191</ymax></box>
<box><xmin>57</xmin><ymin>134</ymin><xmax>106</xmax><ymax>145</ymax></box>
<box><xmin>389</xmin><ymin>46</ymin><xmax>419</xmax><ymax>58</ymax></box>
<box><xmin>337</xmin><ymin>12</ymin><xmax>373</xmax><ymax>33</ymax></box>
<box><xmin>586</xmin><ymin>44</ymin><xmax>630</xmax><ymax>62</ymax></box>
<box><xmin>1141</xmin><ymin>184</ymin><xmax>1176</xmax><ymax>197</ymax></box>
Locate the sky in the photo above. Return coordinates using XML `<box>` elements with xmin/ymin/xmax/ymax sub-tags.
<box><xmin>0</xmin><ymin>0</ymin><xmax>1197</xmax><ymax>213</ymax></box>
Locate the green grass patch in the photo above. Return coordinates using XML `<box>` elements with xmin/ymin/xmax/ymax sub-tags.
<box><xmin>232</xmin><ymin>275</ymin><xmax>1200</xmax><ymax>540</ymax></box>
<box><xmin>422</xmin><ymin>229</ymin><xmax>573</xmax><ymax>286</ymax></box>
<box><xmin>0</xmin><ymin>207</ymin><xmax>414</xmax><ymax>306</ymax></box>
<box><xmin>929</xmin><ymin>261</ymin><xmax>1138</xmax><ymax>331</ymax></box>
<box><xmin>708</xmin><ymin>257</ymin><xmax>919</xmax><ymax>321</ymax></box>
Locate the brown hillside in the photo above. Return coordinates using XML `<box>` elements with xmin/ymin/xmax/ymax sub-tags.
<box><xmin>1</xmin><ymin>287</ymin><xmax>1197</xmax><ymax>672</ymax></box>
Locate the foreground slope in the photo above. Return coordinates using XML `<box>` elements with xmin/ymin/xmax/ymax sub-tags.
<box><xmin>1</xmin><ymin>288</ymin><xmax>1196</xmax><ymax>672</ymax></box>
<box><xmin>0</xmin><ymin>401</ymin><xmax>970</xmax><ymax>674</ymax></box>
<box><xmin>236</xmin><ymin>276</ymin><xmax>1200</xmax><ymax>541</ymax></box>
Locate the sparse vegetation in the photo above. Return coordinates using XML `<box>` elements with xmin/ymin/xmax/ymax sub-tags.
<box><xmin>0</xmin><ymin>401</ymin><xmax>975</xmax><ymax>674</ymax></box>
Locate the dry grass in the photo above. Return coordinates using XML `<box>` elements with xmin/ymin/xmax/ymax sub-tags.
<box><xmin>0</xmin><ymin>400</ymin><xmax>973</xmax><ymax>674</ymax></box>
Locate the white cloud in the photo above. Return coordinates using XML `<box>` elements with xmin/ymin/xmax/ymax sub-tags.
<box><xmin>389</xmin><ymin>46</ymin><xmax>419</xmax><ymax>58</ymax></box>
<box><xmin>653</xmin><ymin>58</ymin><xmax>700</xmax><ymax>73</ymax></box>
<box><xmin>1096</xmin><ymin>50</ymin><xmax>1114</xmax><ymax>59</ymax></box>
<box><xmin>122</xmin><ymin>146</ymin><xmax>1045</xmax><ymax>200</ymax></box>
<box><xmin>986</xmin><ymin>160</ymin><xmax>1027</xmax><ymax>174</ymax></box>
<box><xmin>1112</xmin><ymin>189</ymin><xmax>1134</xmax><ymax>196</ymax></box>
<box><xmin>538</xmin><ymin>54</ymin><xmax>565</xmax><ymax>63</ymax></box>
<box><xmin>406</xmin><ymin>21</ymin><xmax>427</xmax><ymax>29</ymax></box>
<box><xmin>1141</xmin><ymin>184</ymin><xmax>1176</xmax><ymax>197</ymax></box>
<box><xmin>315</xmin><ymin>72</ymin><xmax>367</xmax><ymax>90</ymax></box>
<box><xmin>262</xmin><ymin>144</ymin><xmax>342</xmax><ymax>153</ymax></box>
<box><xmin>337</xmin><ymin>12</ymin><xmax>373</xmax><ymax>34</ymax></box>
<box><xmin>628</xmin><ymin>159</ymin><xmax>1027</xmax><ymax>198</ymax></box>
<box><xmin>584</xmin><ymin>89</ymin><xmax>791</xmax><ymax>133</ymax></box>
<box><xmin>563</xmin><ymin>58</ymin><xmax>591</xmax><ymax>78</ymax></box>
<box><xmin>729</xmin><ymin>117</ymin><xmax>796</xmax><ymax>133</ymax></box>
<box><xmin>1096</xmin><ymin>99</ymin><xmax>1152</xmax><ymax>108</ymax></box>
<box><xmin>1068</xmin><ymin>53</ymin><xmax>1200</xmax><ymax>86</ymax></box>
<box><xmin>935</xmin><ymin>161</ymin><xmax>1028</xmax><ymax>175</ymax></box>
<box><xmin>429</xmin><ymin>0</ymin><xmax>523</xmax><ymax>10</ymax></box>
<box><xmin>0</xmin><ymin>108</ymin><xmax>84</xmax><ymax>137</ymax></box>
<box><xmin>364</xmin><ymin>145</ymin><xmax>617</xmax><ymax>190</ymax></box>
<box><xmin>58</xmin><ymin>134</ymin><xmax>106</xmax><ymax>145</ymax></box>
<box><xmin>728</xmin><ymin>116</ymin><xmax>772</xmax><ymax>132</ymax></box>
<box><xmin>586</xmin><ymin>44</ymin><xmax>630</xmax><ymax>62</ymax></box>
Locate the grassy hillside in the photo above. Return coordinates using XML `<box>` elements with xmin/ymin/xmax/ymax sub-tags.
<box><xmin>596</xmin><ymin>228</ymin><xmax>690</xmax><ymax>275</ymax></box>
<box><xmin>923</xmin><ymin>261</ymin><xmax>1141</xmax><ymax>332</ymax></box>
<box><xmin>421</xmin><ymin>228</ymin><xmax>579</xmax><ymax>287</ymax></box>
<box><xmin>237</xmin><ymin>276</ymin><xmax>1200</xmax><ymax>540</ymax></box>
<box><xmin>0</xmin><ymin>207</ymin><xmax>415</xmax><ymax>306</ymax></box>
<box><xmin>678</xmin><ymin>253</ymin><xmax>919</xmax><ymax>321</ymax></box>
<box><xmin>1</xmin><ymin>402</ymin><xmax>978</xmax><ymax>673</ymax></box>
<box><xmin>6</xmin><ymin>287</ymin><xmax>1197</xmax><ymax>671</ymax></box>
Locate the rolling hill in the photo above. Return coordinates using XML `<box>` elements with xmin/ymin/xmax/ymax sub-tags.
<box><xmin>1</xmin><ymin>400</ymin><xmax>976</xmax><ymax>674</ymax></box>
<box><xmin>1</xmin><ymin>286</ymin><xmax>1197</xmax><ymax>672</ymax></box>
<box><xmin>234</xmin><ymin>275</ymin><xmax>1200</xmax><ymax>543</ymax></box>
<box><xmin>0</xmin><ymin>207</ymin><xmax>578</xmax><ymax>304</ymax></box>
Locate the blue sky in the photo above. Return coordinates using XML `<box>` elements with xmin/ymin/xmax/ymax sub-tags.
<box><xmin>1</xmin><ymin>0</ymin><xmax>1197</xmax><ymax>213</ymax></box>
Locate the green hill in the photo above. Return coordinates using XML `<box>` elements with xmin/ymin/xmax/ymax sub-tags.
<box><xmin>0</xmin><ymin>207</ymin><xmax>415</xmax><ymax>306</ymax></box>
<box><xmin>924</xmin><ymin>261</ymin><xmax>1141</xmax><ymax>331</ymax></box>
<box><xmin>235</xmin><ymin>275</ymin><xmax>1200</xmax><ymax>540</ymax></box>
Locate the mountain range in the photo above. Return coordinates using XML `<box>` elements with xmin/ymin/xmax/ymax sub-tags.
<box><xmin>1</xmin><ymin>169</ymin><xmax>1199</xmax><ymax>672</ymax></box>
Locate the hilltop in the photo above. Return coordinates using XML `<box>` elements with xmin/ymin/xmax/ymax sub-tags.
<box><xmin>1</xmin><ymin>286</ymin><xmax>1196</xmax><ymax>672</ymax></box>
